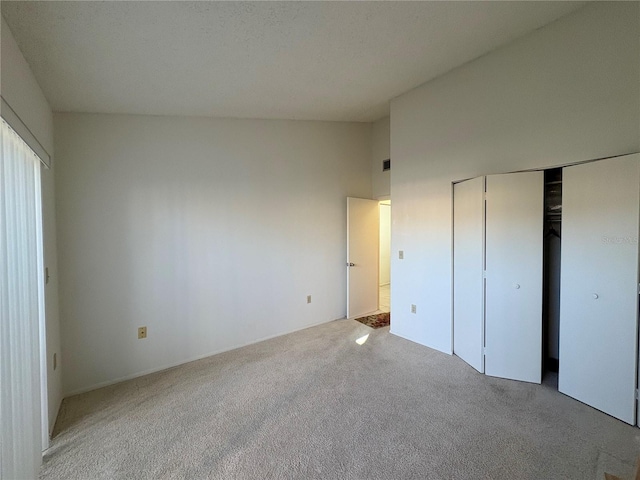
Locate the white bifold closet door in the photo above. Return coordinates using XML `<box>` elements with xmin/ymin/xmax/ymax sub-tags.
<box><xmin>453</xmin><ymin>176</ymin><xmax>485</xmax><ymax>373</ymax></box>
<box><xmin>559</xmin><ymin>154</ymin><xmax>640</xmax><ymax>425</ymax></box>
<box><xmin>485</xmin><ymin>172</ymin><xmax>543</xmax><ymax>383</ymax></box>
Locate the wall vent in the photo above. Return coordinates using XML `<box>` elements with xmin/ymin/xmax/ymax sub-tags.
<box><xmin>383</xmin><ymin>159</ymin><xmax>391</xmax><ymax>171</ymax></box>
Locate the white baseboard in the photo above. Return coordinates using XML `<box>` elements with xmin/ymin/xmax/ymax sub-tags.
<box><xmin>48</xmin><ymin>396</ymin><xmax>63</xmax><ymax>437</ymax></box>
<box><xmin>389</xmin><ymin>329</ymin><xmax>453</xmax><ymax>355</ymax></box>
<box><xmin>64</xmin><ymin>317</ymin><xmax>343</xmax><ymax>397</ymax></box>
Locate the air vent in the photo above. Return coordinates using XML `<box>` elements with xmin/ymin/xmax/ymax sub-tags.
<box><xmin>382</xmin><ymin>159</ymin><xmax>391</xmax><ymax>171</ymax></box>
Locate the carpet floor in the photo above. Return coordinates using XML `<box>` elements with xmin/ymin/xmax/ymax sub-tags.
<box><xmin>42</xmin><ymin>319</ymin><xmax>640</xmax><ymax>480</ymax></box>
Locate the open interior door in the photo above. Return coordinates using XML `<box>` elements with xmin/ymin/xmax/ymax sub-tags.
<box><xmin>559</xmin><ymin>154</ymin><xmax>640</xmax><ymax>425</ymax></box>
<box><xmin>347</xmin><ymin>197</ymin><xmax>379</xmax><ymax>318</ymax></box>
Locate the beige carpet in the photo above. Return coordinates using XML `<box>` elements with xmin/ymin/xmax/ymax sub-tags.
<box><xmin>42</xmin><ymin>319</ymin><xmax>640</xmax><ymax>479</ymax></box>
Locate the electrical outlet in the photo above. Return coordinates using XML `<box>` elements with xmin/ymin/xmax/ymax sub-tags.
<box><xmin>53</xmin><ymin>352</ymin><xmax>57</xmax><ymax>370</ymax></box>
<box><xmin>307</xmin><ymin>295</ymin><xmax>312</xmax><ymax>304</ymax></box>
<box><xmin>399</xmin><ymin>250</ymin><xmax>404</xmax><ymax>259</ymax></box>
<box><xmin>411</xmin><ymin>304</ymin><xmax>416</xmax><ymax>314</ymax></box>
<box><xmin>138</xmin><ymin>326</ymin><xmax>147</xmax><ymax>339</ymax></box>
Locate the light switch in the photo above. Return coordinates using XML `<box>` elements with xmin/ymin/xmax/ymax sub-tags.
<box><xmin>399</xmin><ymin>250</ymin><xmax>404</xmax><ymax>259</ymax></box>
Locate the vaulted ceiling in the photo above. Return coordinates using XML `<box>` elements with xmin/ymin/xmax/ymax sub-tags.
<box><xmin>2</xmin><ymin>1</ymin><xmax>586</xmax><ymax>122</ymax></box>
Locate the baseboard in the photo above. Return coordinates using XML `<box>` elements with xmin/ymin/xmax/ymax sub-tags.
<box><xmin>48</xmin><ymin>396</ymin><xmax>63</xmax><ymax>437</ymax></box>
<box><xmin>389</xmin><ymin>329</ymin><xmax>453</xmax><ymax>355</ymax></box>
<box><xmin>389</xmin><ymin>329</ymin><xmax>419</xmax><ymax>344</ymax></box>
<box><xmin>64</xmin><ymin>317</ymin><xmax>342</xmax><ymax>397</ymax></box>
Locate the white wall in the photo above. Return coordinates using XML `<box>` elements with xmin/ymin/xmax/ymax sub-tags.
<box><xmin>371</xmin><ymin>116</ymin><xmax>390</xmax><ymax>199</ymax></box>
<box><xmin>1</xmin><ymin>18</ymin><xmax>62</xmax><ymax>434</ymax></box>
<box><xmin>389</xmin><ymin>2</ymin><xmax>640</xmax><ymax>352</ymax></box>
<box><xmin>39</xmin><ymin>161</ymin><xmax>62</xmax><ymax>434</ymax></box>
<box><xmin>379</xmin><ymin>204</ymin><xmax>391</xmax><ymax>286</ymax></box>
<box><xmin>1</xmin><ymin>18</ymin><xmax>53</xmax><ymax>155</ymax></box>
<box><xmin>372</xmin><ymin>117</ymin><xmax>391</xmax><ymax>287</ymax></box>
<box><xmin>54</xmin><ymin>113</ymin><xmax>371</xmax><ymax>394</ymax></box>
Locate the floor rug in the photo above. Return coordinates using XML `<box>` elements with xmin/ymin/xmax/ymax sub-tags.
<box><xmin>354</xmin><ymin>312</ymin><xmax>390</xmax><ymax>329</ymax></box>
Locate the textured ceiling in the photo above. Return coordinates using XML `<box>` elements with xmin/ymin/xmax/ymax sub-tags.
<box><xmin>1</xmin><ymin>1</ymin><xmax>586</xmax><ymax>122</ymax></box>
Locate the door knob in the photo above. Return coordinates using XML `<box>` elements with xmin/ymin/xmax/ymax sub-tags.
<box><xmin>515</xmin><ymin>284</ymin><xmax>520</xmax><ymax>289</ymax></box>
<box><xmin>593</xmin><ymin>293</ymin><xmax>599</xmax><ymax>299</ymax></box>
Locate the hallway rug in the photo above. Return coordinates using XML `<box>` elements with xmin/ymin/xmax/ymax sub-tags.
<box><xmin>354</xmin><ymin>312</ymin><xmax>390</xmax><ymax>329</ymax></box>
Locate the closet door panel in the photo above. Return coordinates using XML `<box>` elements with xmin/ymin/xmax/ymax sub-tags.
<box><xmin>453</xmin><ymin>176</ymin><xmax>485</xmax><ymax>373</ymax></box>
<box><xmin>559</xmin><ymin>154</ymin><xmax>639</xmax><ymax>425</ymax></box>
<box><xmin>485</xmin><ymin>172</ymin><xmax>543</xmax><ymax>383</ymax></box>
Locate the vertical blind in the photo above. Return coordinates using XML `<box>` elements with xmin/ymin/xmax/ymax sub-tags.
<box><xmin>0</xmin><ymin>118</ymin><xmax>44</xmax><ymax>479</ymax></box>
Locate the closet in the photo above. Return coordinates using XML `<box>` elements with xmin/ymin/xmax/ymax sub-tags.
<box><xmin>542</xmin><ymin>169</ymin><xmax>562</xmax><ymax>380</ymax></box>
<box><xmin>453</xmin><ymin>153</ymin><xmax>640</xmax><ymax>425</ymax></box>
<box><xmin>452</xmin><ymin>176</ymin><xmax>485</xmax><ymax>373</ymax></box>
<box><xmin>453</xmin><ymin>172</ymin><xmax>543</xmax><ymax>382</ymax></box>
<box><xmin>558</xmin><ymin>155</ymin><xmax>640</xmax><ymax>425</ymax></box>
<box><xmin>484</xmin><ymin>172</ymin><xmax>543</xmax><ymax>383</ymax></box>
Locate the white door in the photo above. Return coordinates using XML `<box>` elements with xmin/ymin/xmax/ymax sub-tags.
<box><xmin>453</xmin><ymin>176</ymin><xmax>485</xmax><ymax>373</ymax></box>
<box><xmin>347</xmin><ymin>197</ymin><xmax>380</xmax><ymax>318</ymax></box>
<box><xmin>559</xmin><ymin>154</ymin><xmax>640</xmax><ymax>425</ymax></box>
<box><xmin>485</xmin><ymin>172</ymin><xmax>543</xmax><ymax>383</ymax></box>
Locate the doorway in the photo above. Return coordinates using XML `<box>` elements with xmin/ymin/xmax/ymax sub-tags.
<box><xmin>346</xmin><ymin>197</ymin><xmax>391</xmax><ymax>319</ymax></box>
